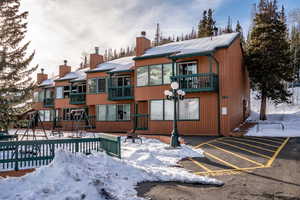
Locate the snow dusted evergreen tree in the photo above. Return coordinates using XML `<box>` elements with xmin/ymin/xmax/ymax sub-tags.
<box><xmin>246</xmin><ymin>0</ymin><xmax>293</xmax><ymax>120</ymax></box>
<box><xmin>0</xmin><ymin>0</ymin><xmax>37</xmax><ymax>131</ymax></box>
<box><xmin>223</xmin><ymin>16</ymin><xmax>233</xmax><ymax>33</ymax></box>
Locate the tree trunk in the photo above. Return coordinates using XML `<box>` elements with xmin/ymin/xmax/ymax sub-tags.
<box><xmin>260</xmin><ymin>94</ymin><xmax>267</xmax><ymax>120</ymax></box>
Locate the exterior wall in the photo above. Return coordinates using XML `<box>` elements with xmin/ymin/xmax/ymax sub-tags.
<box><xmin>134</xmin><ymin>56</ymin><xmax>219</xmax><ymax>135</ymax></box>
<box><xmin>86</xmin><ymin>71</ymin><xmax>134</xmax><ymax>133</ymax></box>
<box><xmin>218</xmin><ymin>38</ymin><xmax>250</xmax><ymax>136</ymax></box>
<box><xmin>136</xmin><ymin>93</ymin><xmax>218</xmax><ymax>136</ymax></box>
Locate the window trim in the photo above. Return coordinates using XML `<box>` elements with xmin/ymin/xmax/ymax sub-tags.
<box><xmin>176</xmin><ymin>61</ymin><xmax>198</xmax><ymax>75</ymax></box>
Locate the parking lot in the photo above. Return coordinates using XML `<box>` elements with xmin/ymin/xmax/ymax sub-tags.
<box><xmin>138</xmin><ymin>137</ymin><xmax>300</xmax><ymax>200</ymax></box>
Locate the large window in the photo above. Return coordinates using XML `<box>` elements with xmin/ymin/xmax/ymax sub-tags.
<box><xmin>63</xmin><ymin>86</ymin><xmax>70</xmax><ymax>98</ymax></box>
<box><xmin>177</xmin><ymin>62</ymin><xmax>197</xmax><ymax>75</ymax></box>
<box><xmin>149</xmin><ymin>65</ymin><xmax>162</xmax><ymax>85</ymax></box>
<box><xmin>39</xmin><ymin>110</ymin><xmax>55</xmax><ymax>121</ymax></box>
<box><xmin>150</xmin><ymin>98</ymin><xmax>199</xmax><ymax>121</ymax></box>
<box><xmin>150</xmin><ymin>100</ymin><xmax>163</xmax><ymax>120</ymax></box>
<box><xmin>163</xmin><ymin>63</ymin><xmax>172</xmax><ymax>84</ymax></box>
<box><xmin>38</xmin><ymin>90</ymin><xmax>44</xmax><ymax>102</ymax></box>
<box><xmin>56</xmin><ymin>87</ymin><xmax>63</xmax><ymax>99</ymax></box>
<box><xmin>137</xmin><ymin>66</ymin><xmax>148</xmax><ymax>86</ymax></box>
<box><xmin>33</xmin><ymin>92</ymin><xmax>39</xmax><ymax>102</ymax></box>
<box><xmin>88</xmin><ymin>78</ymin><xmax>106</xmax><ymax>93</ymax></box>
<box><xmin>96</xmin><ymin>104</ymin><xmax>131</xmax><ymax>121</ymax></box>
<box><xmin>137</xmin><ymin>63</ymin><xmax>172</xmax><ymax>86</ymax></box>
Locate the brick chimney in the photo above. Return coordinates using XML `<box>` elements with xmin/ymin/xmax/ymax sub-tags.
<box><xmin>37</xmin><ymin>68</ymin><xmax>48</xmax><ymax>84</ymax></box>
<box><xmin>59</xmin><ymin>60</ymin><xmax>71</xmax><ymax>78</ymax></box>
<box><xmin>90</xmin><ymin>47</ymin><xmax>104</xmax><ymax>69</ymax></box>
<box><xmin>136</xmin><ymin>31</ymin><xmax>151</xmax><ymax>57</ymax></box>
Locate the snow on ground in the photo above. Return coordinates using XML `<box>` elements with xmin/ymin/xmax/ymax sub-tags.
<box><xmin>246</xmin><ymin>92</ymin><xmax>300</xmax><ymax>137</ymax></box>
<box><xmin>0</xmin><ymin>137</ymin><xmax>221</xmax><ymax>200</ymax></box>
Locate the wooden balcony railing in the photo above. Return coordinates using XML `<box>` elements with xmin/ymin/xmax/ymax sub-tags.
<box><xmin>171</xmin><ymin>73</ymin><xmax>218</xmax><ymax>92</ymax></box>
<box><xmin>108</xmin><ymin>85</ymin><xmax>134</xmax><ymax>101</ymax></box>
<box><xmin>69</xmin><ymin>93</ymin><xmax>86</xmax><ymax>105</ymax></box>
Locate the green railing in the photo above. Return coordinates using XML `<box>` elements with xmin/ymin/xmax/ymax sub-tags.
<box><xmin>171</xmin><ymin>73</ymin><xmax>218</xmax><ymax>92</ymax></box>
<box><xmin>43</xmin><ymin>98</ymin><xmax>54</xmax><ymax>107</ymax></box>
<box><xmin>108</xmin><ymin>85</ymin><xmax>134</xmax><ymax>100</ymax></box>
<box><xmin>135</xmin><ymin>114</ymin><xmax>148</xmax><ymax>130</ymax></box>
<box><xmin>0</xmin><ymin>135</ymin><xmax>121</xmax><ymax>171</ymax></box>
<box><xmin>69</xmin><ymin>93</ymin><xmax>86</xmax><ymax>104</ymax></box>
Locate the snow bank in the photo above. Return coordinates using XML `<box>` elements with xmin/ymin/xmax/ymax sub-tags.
<box><xmin>0</xmin><ymin>138</ymin><xmax>221</xmax><ymax>200</ymax></box>
<box><xmin>246</xmin><ymin>92</ymin><xmax>300</xmax><ymax>137</ymax></box>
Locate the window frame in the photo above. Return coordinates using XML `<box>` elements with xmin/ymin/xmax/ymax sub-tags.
<box><xmin>96</xmin><ymin>104</ymin><xmax>131</xmax><ymax>122</ymax></box>
<box><xmin>55</xmin><ymin>87</ymin><xmax>64</xmax><ymax>99</ymax></box>
<box><xmin>150</xmin><ymin>98</ymin><xmax>200</xmax><ymax>121</ymax></box>
<box><xmin>176</xmin><ymin>61</ymin><xmax>198</xmax><ymax>75</ymax></box>
<box><xmin>88</xmin><ymin>77</ymin><xmax>107</xmax><ymax>94</ymax></box>
<box><xmin>136</xmin><ymin>63</ymin><xmax>173</xmax><ymax>87</ymax></box>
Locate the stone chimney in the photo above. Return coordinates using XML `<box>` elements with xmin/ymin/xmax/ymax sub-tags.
<box><xmin>90</xmin><ymin>47</ymin><xmax>104</xmax><ymax>69</ymax></box>
<box><xmin>136</xmin><ymin>31</ymin><xmax>151</xmax><ymax>57</ymax></box>
<box><xmin>37</xmin><ymin>68</ymin><xmax>48</xmax><ymax>84</ymax></box>
<box><xmin>59</xmin><ymin>60</ymin><xmax>71</xmax><ymax>78</ymax></box>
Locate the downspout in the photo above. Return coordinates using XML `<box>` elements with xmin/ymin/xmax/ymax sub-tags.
<box><xmin>209</xmin><ymin>54</ymin><xmax>222</xmax><ymax>136</ymax></box>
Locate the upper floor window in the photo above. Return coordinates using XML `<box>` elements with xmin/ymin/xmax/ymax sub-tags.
<box><xmin>38</xmin><ymin>90</ymin><xmax>44</xmax><ymax>102</ymax></box>
<box><xmin>33</xmin><ymin>91</ymin><xmax>39</xmax><ymax>102</ymax></box>
<box><xmin>56</xmin><ymin>87</ymin><xmax>63</xmax><ymax>99</ymax></box>
<box><xmin>88</xmin><ymin>77</ymin><xmax>106</xmax><ymax>94</ymax></box>
<box><xmin>71</xmin><ymin>84</ymin><xmax>86</xmax><ymax>94</ymax></box>
<box><xmin>45</xmin><ymin>88</ymin><xmax>54</xmax><ymax>99</ymax></box>
<box><xmin>39</xmin><ymin>110</ymin><xmax>56</xmax><ymax>121</ymax></box>
<box><xmin>136</xmin><ymin>63</ymin><xmax>172</xmax><ymax>86</ymax></box>
<box><xmin>177</xmin><ymin>62</ymin><xmax>197</xmax><ymax>75</ymax></box>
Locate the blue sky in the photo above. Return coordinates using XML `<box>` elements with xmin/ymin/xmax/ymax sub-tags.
<box><xmin>20</xmin><ymin>0</ymin><xmax>300</xmax><ymax>77</ymax></box>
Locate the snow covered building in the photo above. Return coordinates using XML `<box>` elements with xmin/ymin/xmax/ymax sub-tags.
<box><xmin>32</xmin><ymin>32</ymin><xmax>250</xmax><ymax>136</ymax></box>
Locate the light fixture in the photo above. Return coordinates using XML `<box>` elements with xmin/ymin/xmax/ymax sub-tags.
<box><xmin>170</xmin><ymin>82</ymin><xmax>179</xmax><ymax>90</ymax></box>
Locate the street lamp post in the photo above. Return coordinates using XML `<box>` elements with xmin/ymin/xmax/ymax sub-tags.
<box><xmin>164</xmin><ymin>82</ymin><xmax>186</xmax><ymax>148</ymax></box>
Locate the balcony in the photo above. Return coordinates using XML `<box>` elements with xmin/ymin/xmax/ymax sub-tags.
<box><xmin>69</xmin><ymin>93</ymin><xmax>86</xmax><ymax>105</ymax></box>
<box><xmin>108</xmin><ymin>85</ymin><xmax>134</xmax><ymax>101</ymax></box>
<box><xmin>43</xmin><ymin>98</ymin><xmax>54</xmax><ymax>107</ymax></box>
<box><xmin>171</xmin><ymin>72</ymin><xmax>218</xmax><ymax>92</ymax></box>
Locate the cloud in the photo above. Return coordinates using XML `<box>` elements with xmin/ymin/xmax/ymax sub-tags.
<box><xmin>20</xmin><ymin>0</ymin><xmax>224</xmax><ymax>77</ymax></box>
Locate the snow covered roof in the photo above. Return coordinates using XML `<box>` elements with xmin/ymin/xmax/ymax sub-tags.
<box><xmin>86</xmin><ymin>56</ymin><xmax>134</xmax><ymax>73</ymax></box>
<box><xmin>56</xmin><ymin>68</ymin><xmax>88</xmax><ymax>82</ymax></box>
<box><xmin>39</xmin><ymin>79</ymin><xmax>54</xmax><ymax>87</ymax></box>
<box><xmin>134</xmin><ymin>32</ymin><xmax>240</xmax><ymax>60</ymax></box>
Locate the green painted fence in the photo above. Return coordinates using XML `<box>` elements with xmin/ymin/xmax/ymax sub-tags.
<box><xmin>0</xmin><ymin>135</ymin><xmax>121</xmax><ymax>171</ymax></box>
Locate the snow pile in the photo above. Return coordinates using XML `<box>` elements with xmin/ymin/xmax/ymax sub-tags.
<box><xmin>246</xmin><ymin>92</ymin><xmax>300</xmax><ymax>137</ymax></box>
<box><xmin>0</xmin><ymin>138</ymin><xmax>221</xmax><ymax>200</ymax></box>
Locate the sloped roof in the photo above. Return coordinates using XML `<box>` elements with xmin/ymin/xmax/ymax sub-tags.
<box><xmin>134</xmin><ymin>32</ymin><xmax>240</xmax><ymax>60</ymax></box>
<box><xmin>39</xmin><ymin>79</ymin><xmax>54</xmax><ymax>87</ymax></box>
<box><xmin>55</xmin><ymin>68</ymin><xmax>88</xmax><ymax>82</ymax></box>
<box><xmin>86</xmin><ymin>56</ymin><xmax>134</xmax><ymax>73</ymax></box>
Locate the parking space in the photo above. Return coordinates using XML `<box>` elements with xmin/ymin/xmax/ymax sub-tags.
<box><xmin>182</xmin><ymin>136</ymin><xmax>289</xmax><ymax>176</ymax></box>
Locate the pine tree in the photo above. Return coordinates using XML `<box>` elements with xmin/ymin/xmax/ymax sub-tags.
<box><xmin>198</xmin><ymin>9</ymin><xmax>217</xmax><ymax>37</ymax></box>
<box><xmin>198</xmin><ymin>10</ymin><xmax>208</xmax><ymax>37</ymax></box>
<box><xmin>223</xmin><ymin>16</ymin><xmax>233</xmax><ymax>33</ymax></box>
<box><xmin>0</xmin><ymin>0</ymin><xmax>37</xmax><ymax>131</ymax></box>
<box><xmin>246</xmin><ymin>0</ymin><xmax>293</xmax><ymax>120</ymax></box>
<box><xmin>236</xmin><ymin>20</ymin><xmax>245</xmax><ymax>47</ymax></box>
<box><xmin>290</xmin><ymin>25</ymin><xmax>300</xmax><ymax>81</ymax></box>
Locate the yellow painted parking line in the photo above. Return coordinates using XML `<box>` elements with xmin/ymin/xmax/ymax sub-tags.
<box><xmin>194</xmin><ymin>165</ymin><xmax>266</xmax><ymax>176</ymax></box>
<box><xmin>247</xmin><ymin>137</ymin><xmax>283</xmax><ymax>144</ymax></box>
<box><xmin>215</xmin><ymin>140</ymin><xmax>271</xmax><ymax>159</ymax></box>
<box><xmin>221</xmin><ymin>138</ymin><xmax>276</xmax><ymax>153</ymax></box>
<box><xmin>205</xmin><ymin>143</ymin><xmax>264</xmax><ymax>166</ymax></box>
<box><xmin>229</xmin><ymin>137</ymin><xmax>279</xmax><ymax>148</ymax></box>
<box><xmin>194</xmin><ymin>138</ymin><xmax>220</xmax><ymax>149</ymax></box>
<box><xmin>204</xmin><ymin>151</ymin><xmax>241</xmax><ymax>170</ymax></box>
<box><xmin>188</xmin><ymin>158</ymin><xmax>212</xmax><ymax>172</ymax></box>
<box><xmin>266</xmin><ymin>138</ymin><xmax>289</xmax><ymax>167</ymax></box>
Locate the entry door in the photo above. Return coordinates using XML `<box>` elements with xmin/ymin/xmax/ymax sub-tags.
<box><xmin>135</xmin><ymin>101</ymin><xmax>148</xmax><ymax>130</ymax></box>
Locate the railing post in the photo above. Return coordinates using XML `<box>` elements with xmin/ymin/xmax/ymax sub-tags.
<box><xmin>14</xmin><ymin>145</ymin><xmax>19</xmax><ymax>171</ymax></box>
<box><xmin>75</xmin><ymin>141</ymin><xmax>79</xmax><ymax>153</ymax></box>
<box><xmin>117</xmin><ymin>136</ymin><xmax>121</xmax><ymax>159</ymax></box>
